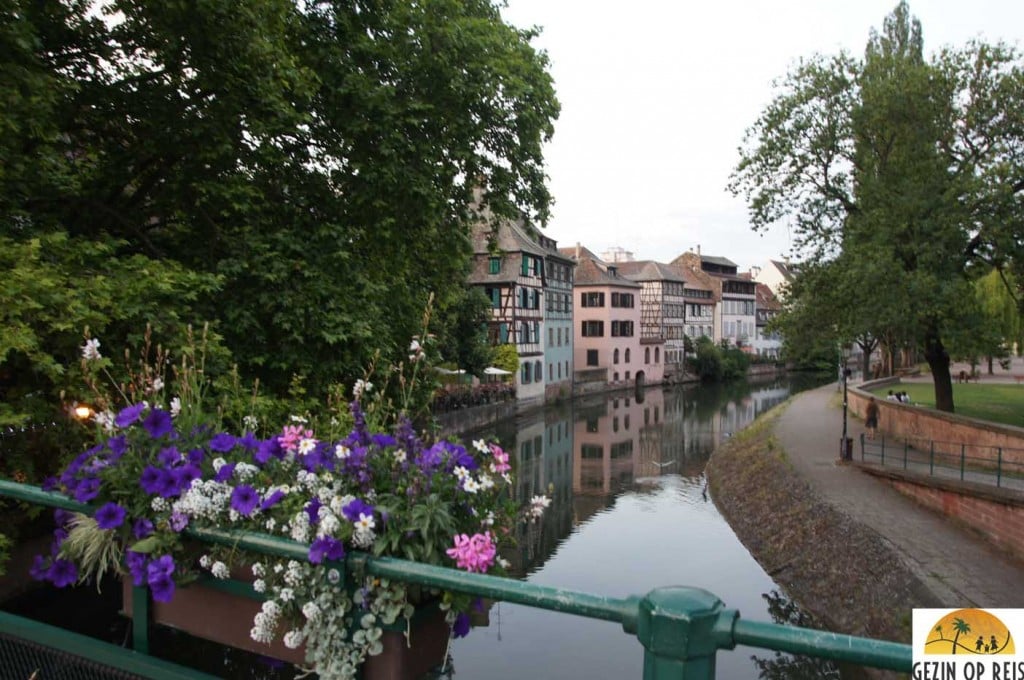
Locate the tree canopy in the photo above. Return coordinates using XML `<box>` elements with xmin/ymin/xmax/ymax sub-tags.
<box><xmin>731</xmin><ymin>1</ymin><xmax>1024</xmax><ymax>411</ymax></box>
<box><xmin>1</xmin><ymin>0</ymin><xmax>558</xmax><ymax>424</ymax></box>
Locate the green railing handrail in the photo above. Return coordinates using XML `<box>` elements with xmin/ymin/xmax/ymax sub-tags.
<box><xmin>0</xmin><ymin>479</ymin><xmax>912</xmax><ymax>678</ymax></box>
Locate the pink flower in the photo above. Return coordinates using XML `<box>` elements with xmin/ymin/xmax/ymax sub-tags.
<box><xmin>279</xmin><ymin>425</ymin><xmax>313</xmax><ymax>452</ymax></box>
<box><xmin>446</xmin><ymin>532</ymin><xmax>496</xmax><ymax>573</ymax></box>
<box><xmin>490</xmin><ymin>444</ymin><xmax>511</xmax><ymax>474</ymax></box>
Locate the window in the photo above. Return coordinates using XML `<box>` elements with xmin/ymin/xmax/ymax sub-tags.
<box><xmin>625</xmin><ymin>371</ymin><xmax>630</xmax><ymax>381</ymax></box>
<box><xmin>586</xmin><ymin>349</ymin><xmax>599</xmax><ymax>366</ymax></box>
<box><xmin>499</xmin><ymin>323</ymin><xmax>508</xmax><ymax>343</ymax></box>
<box><xmin>485</xmin><ymin>287</ymin><xmax>500</xmax><ymax>308</ymax></box>
<box><xmin>581</xmin><ymin>292</ymin><xmax>605</xmax><ymax>307</ymax></box>
<box><xmin>611</xmin><ymin>321</ymin><xmax>634</xmax><ymax>337</ymax></box>
<box><xmin>521</xmin><ymin>321</ymin><xmax>531</xmax><ymax>343</ymax></box>
<box><xmin>582</xmin><ymin>321</ymin><xmax>604</xmax><ymax>337</ymax></box>
<box><xmin>535</xmin><ymin>361</ymin><xmax>542</xmax><ymax>382</ymax></box>
<box><xmin>613</xmin><ymin>348</ymin><xmax>620</xmax><ymax>364</ymax></box>
<box><xmin>548</xmin><ymin>328</ymin><xmax>554</xmax><ymax>347</ymax></box>
<box><xmin>522</xmin><ymin>362</ymin><xmax>531</xmax><ymax>384</ymax></box>
<box><xmin>533</xmin><ymin>258</ymin><xmax>542</xmax><ymax>275</ymax></box>
<box><xmin>489</xmin><ymin>257</ymin><xmax>500</xmax><ymax>274</ymax></box>
<box><xmin>521</xmin><ymin>255</ymin><xmax>530</xmax><ymax>276</ymax></box>
<box><xmin>611</xmin><ymin>292</ymin><xmax>635</xmax><ymax>308</ymax></box>
<box><xmin>625</xmin><ymin>348</ymin><xmax>631</xmax><ymax>363</ymax></box>
<box><xmin>655</xmin><ymin>347</ymin><xmax>660</xmax><ymax>363</ymax></box>
<box><xmin>645</xmin><ymin>347</ymin><xmax>650</xmax><ymax>363</ymax></box>
<box><xmin>613</xmin><ymin>372</ymin><xmax>619</xmax><ymax>382</ymax></box>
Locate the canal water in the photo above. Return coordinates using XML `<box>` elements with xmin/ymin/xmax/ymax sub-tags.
<box><xmin>450</xmin><ymin>373</ymin><xmax>835</xmax><ymax>680</ymax></box>
<box><xmin>3</xmin><ymin>373</ymin><xmax>834</xmax><ymax>679</ymax></box>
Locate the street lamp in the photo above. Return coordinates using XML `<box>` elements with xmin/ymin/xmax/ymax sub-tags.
<box><xmin>840</xmin><ymin>347</ymin><xmax>852</xmax><ymax>461</ymax></box>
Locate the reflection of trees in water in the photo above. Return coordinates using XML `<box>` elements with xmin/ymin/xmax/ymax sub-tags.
<box><xmin>751</xmin><ymin>590</ymin><xmax>840</xmax><ymax>680</ymax></box>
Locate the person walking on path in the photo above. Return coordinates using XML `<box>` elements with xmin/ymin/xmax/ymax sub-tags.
<box><xmin>865</xmin><ymin>396</ymin><xmax>879</xmax><ymax>440</ymax></box>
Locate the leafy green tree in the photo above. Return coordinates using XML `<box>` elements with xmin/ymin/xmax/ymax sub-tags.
<box><xmin>691</xmin><ymin>336</ymin><xmax>723</xmax><ymax>381</ymax></box>
<box><xmin>434</xmin><ymin>287</ymin><xmax>493</xmax><ymax>377</ymax></box>
<box><xmin>2</xmin><ymin>0</ymin><xmax>558</xmax><ymax>404</ymax></box>
<box><xmin>731</xmin><ymin>1</ymin><xmax>1024</xmax><ymax>412</ymax></box>
<box><xmin>491</xmin><ymin>343</ymin><xmax>519</xmax><ymax>375</ymax></box>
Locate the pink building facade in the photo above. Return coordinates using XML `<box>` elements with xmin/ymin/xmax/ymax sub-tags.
<box><xmin>564</xmin><ymin>252</ymin><xmax>661</xmax><ymax>391</ymax></box>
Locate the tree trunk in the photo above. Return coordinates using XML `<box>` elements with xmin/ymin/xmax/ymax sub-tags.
<box><xmin>923</xmin><ymin>331</ymin><xmax>954</xmax><ymax>413</ymax></box>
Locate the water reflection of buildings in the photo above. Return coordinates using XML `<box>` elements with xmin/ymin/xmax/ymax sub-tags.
<box><xmin>493</xmin><ymin>379</ymin><xmax>794</xmax><ymax>575</ymax></box>
<box><xmin>508</xmin><ymin>410</ymin><xmax>574</xmax><ymax>574</ymax></box>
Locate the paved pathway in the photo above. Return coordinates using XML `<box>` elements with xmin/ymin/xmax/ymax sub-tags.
<box><xmin>775</xmin><ymin>382</ymin><xmax>1024</xmax><ymax>608</ymax></box>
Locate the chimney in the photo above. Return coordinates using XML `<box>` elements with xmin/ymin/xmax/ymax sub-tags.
<box><xmin>696</xmin><ymin>244</ymin><xmax>701</xmax><ymax>257</ymax></box>
<box><xmin>576</xmin><ymin>242</ymin><xmax>581</xmax><ymax>260</ymax></box>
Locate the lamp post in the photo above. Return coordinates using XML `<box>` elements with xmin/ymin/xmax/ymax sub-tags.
<box><xmin>840</xmin><ymin>347</ymin><xmax>852</xmax><ymax>461</ymax></box>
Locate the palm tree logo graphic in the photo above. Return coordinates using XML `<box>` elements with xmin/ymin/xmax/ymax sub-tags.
<box><xmin>925</xmin><ymin>610</ymin><xmax>1014</xmax><ymax>655</ymax></box>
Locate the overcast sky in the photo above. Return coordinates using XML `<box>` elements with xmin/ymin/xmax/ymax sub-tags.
<box><xmin>499</xmin><ymin>0</ymin><xmax>1024</xmax><ymax>272</ymax></box>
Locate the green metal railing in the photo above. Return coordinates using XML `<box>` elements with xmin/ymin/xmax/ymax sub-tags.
<box><xmin>859</xmin><ymin>433</ymin><xmax>1024</xmax><ymax>491</ymax></box>
<box><xmin>0</xmin><ymin>479</ymin><xmax>912</xmax><ymax>679</ymax></box>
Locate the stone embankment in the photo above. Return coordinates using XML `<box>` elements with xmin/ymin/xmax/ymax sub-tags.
<box><xmin>705</xmin><ymin>410</ymin><xmax>934</xmax><ymax>655</ymax></box>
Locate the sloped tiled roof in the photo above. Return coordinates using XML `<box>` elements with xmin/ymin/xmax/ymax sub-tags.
<box><xmin>755</xmin><ymin>282</ymin><xmax>782</xmax><ymax>311</ymax></box>
<box><xmin>573</xmin><ymin>257</ymin><xmax>641</xmax><ymax>288</ymax></box>
<box><xmin>768</xmin><ymin>259</ymin><xmax>796</xmax><ymax>282</ymax></box>
<box><xmin>615</xmin><ymin>260</ymin><xmax>688</xmax><ymax>283</ymax></box>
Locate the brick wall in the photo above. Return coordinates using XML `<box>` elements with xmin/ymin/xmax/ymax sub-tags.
<box><xmin>848</xmin><ymin>380</ymin><xmax>1024</xmax><ymax>468</ymax></box>
<box><xmin>862</xmin><ymin>467</ymin><xmax>1024</xmax><ymax>562</ymax></box>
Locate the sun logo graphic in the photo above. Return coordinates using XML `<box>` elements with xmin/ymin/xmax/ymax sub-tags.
<box><xmin>913</xmin><ymin>608</ymin><xmax>1024</xmax><ymax>680</ymax></box>
<box><xmin>924</xmin><ymin>610</ymin><xmax>1014</xmax><ymax>655</ymax></box>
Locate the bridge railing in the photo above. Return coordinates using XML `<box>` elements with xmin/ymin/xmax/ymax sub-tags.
<box><xmin>0</xmin><ymin>479</ymin><xmax>912</xmax><ymax>679</ymax></box>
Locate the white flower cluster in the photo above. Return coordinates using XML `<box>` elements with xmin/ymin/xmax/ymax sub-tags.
<box><xmin>529</xmin><ymin>494</ymin><xmax>552</xmax><ymax>522</ymax></box>
<box><xmin>173</xmin><ymin>480</ymin><xmax>231</xmax><ymax>522</ymax></box>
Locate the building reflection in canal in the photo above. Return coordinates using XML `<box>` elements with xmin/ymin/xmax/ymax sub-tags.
<box><xmin>454</xmin><ymin>375</ymin><xmax>824</xmax><ymax>680</ymax></box>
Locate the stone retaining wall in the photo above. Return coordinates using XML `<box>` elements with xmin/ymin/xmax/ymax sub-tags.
<box><xmin>859</xmin><ymin>466</ymin><xmax>1024</xmax><ymax>563</ymax></box>
<box><xmin>848</xmin><ymin>379</ymin><xmax>1024</xmax><ymax>468</ymax></box>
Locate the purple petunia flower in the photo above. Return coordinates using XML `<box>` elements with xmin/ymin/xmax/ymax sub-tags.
<box><xmin>214</xmin><ymin>462</ymin><xmax>236</xmax><ymax>483</ymax></box>
<box><xmin>125</xmin><ymin>551</ymin><xmax>148</xmax><ymax>586</ymax></box>
<box><xmin>139</xmin><ymin>465</ymin><xmax>164</xmax><ymax>495</ymax></box>
<box><xmin>115</xmin><ymin>403</ymin><xmax>146</xmax><ymax>428</ymax></box>
<box><xmin>41</xmin><ymin>475</ymin><xmax>58</xmax><ymax>491</ymax></box>
<box><xmin>133</xmin><ymin>518</ymin><xmax>154</xmax><ymax>539</ymax></box>
<box><xmin>342</xmin><ymin>498</ymin><xmax>374</xmax><ymax>523</ymax></box>
<box><xmin>254</xmin><ymin>437</ymin><xmax>282</xmax><ymax>465</ymax></box>
<box><xmin>106</xmin><ymin>435</ymin><xmax>128</xmax><ymax>458</ymax></box>
<box><xmin>237</xmin><ymin>432</ymin><xmax>260</xmax><ymax>452</ymax></box>
<box><xmin>149</xmin><ymin>572</ymin><xmax>175</xmax><ymax>602</ymax></box>
<box><xmin>209</xmin><ymin>433</ymin><xmax>237</xmax><ymax>452</ymax></box>
<box><xmin>230</xmin><ymin>484</ymin><xmax>259</xmax><ymax>516</ymax></box>
<box><xmin>157</xmin><ymin>446</ymin><xmax>180</xmax><ymax>466</ymax></box>
<box><xmin>308</xmin><ymin>536</ymin><xmax>344</xmax><ymax>564</ymax></box>
<box><xmin>154</xmin><ymin>469</ymin><xmax>179</xmax><ymax>499</ymax></box>
<box><xmin>304</xmin><ymin>498</ymin><xmax>322</xmax><ymax>526</ymax></box>
<box><xmin>171</xmin><ymin>463</ymin><xmax>201</xmax><ymax>491</ymax></box>
<box><xmin>29</xmin><ymin>555</ymin><xmax>49</xmax><ymax>581</ymax></box>
<box><xmin>186</xmin><ymin>447</ymin><xmax>205</xmax><ymax>465</ymax></box>
<box><xmin>54</xmin><ymin>508</ymin><xmax>72</xmax><ymax>528</ymax></box>
<box><xmin>143</xmin><ymin>408</ymin><xmax>173</xmax><ymax>438</ymax></box>
<box><xmin>48</xmin><ymin>558</ymin><xmax>78</xmax><ymax>588</ymax></box>
<box><xmin>94</xmin><ymin>502</ymin><xmax>126</xmax><ymax>530</ymax></box>
<box><xmin>260</xmin><ymin>489</ymin><xmax>286</xmax><ymax>511</ymax></box>
<box><xmin>73</xmin><ymin>477</ymin><xmax>101</xmax><ymax>503</ymax></box>
<box><xmin>147</xmin><ymin>554</ymin><xmax>175</xmax><ymax>578</ymax></box>
<box><xmin>452</xmin><ymin>611</ymin><xmax>471</xmax><ymax>638</ymax></box>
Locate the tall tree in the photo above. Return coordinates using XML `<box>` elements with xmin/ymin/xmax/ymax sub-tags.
<box><xmin>731</xmin><ymin>1</ymin><xmax>1024</xmax><ymax>412</ymax></box>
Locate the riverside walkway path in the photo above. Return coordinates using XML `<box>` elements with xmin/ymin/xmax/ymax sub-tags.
<box><xmin>774</xmin><ymin>382</ymin><xmax>1024</xmax><ymax>607</ymax></box>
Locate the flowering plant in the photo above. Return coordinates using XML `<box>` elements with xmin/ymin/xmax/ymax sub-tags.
<box><xmin>32</xmin><ymin>333</ymin><xmax>550</xmax><ymax>679</ymax></box>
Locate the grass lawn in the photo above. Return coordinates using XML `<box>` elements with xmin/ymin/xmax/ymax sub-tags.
<box><xmin>870</xmin><ymin>383</ymin><xmax>1024</xmax><ymax>429</ymax></box>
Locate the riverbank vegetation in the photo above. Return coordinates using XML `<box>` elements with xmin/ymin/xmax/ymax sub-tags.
<box><xmin>706</xmin><ymin>404</ymin><xmax>934</xmax><ymax>647</ymax></box>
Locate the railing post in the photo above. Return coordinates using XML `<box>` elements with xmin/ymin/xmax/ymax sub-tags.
<box><xmin>635</xmin><ymin>587</ymin><xmax>737</xmax><ymax>680</ymax></box>
<box><xmin>997</xmin><ymin>448</ymin><xmax>1002</xmax><ymax>488</ymax></box>
<box><xmin>903</xmin><ymin>439</ymin><xmax>908</xmax><ymax>469</ymax></box>
<box><xmin>131</xmin><ymin>584</ymin><xmax>150</xmax><ymax>654</ymax></box>
<box><xmin>960</xmin><ymin>444</ymin><xmax>965</xmax><ymax>481</ymax></box>
<box><xmin>929</xmin><ymin>441</ymin><xmax>935</xmax><ymax>476</ymax></box>
<box><xmin>880</xmin><ymin>437</ymin><xmax>885</xmax><ymax>466</ymax></box>
<box><xmin>859</xmin><ymin>432</ymin><xmax>865</xmax><ymax>462</ymax></box>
